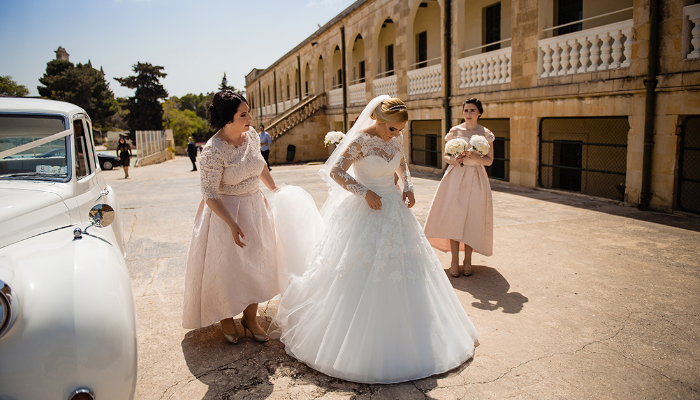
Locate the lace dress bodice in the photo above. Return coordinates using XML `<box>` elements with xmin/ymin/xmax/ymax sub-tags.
<box><xmin>199</xmin><ymin>128</ymin><xmax>266</xmax><ymax>200</ymax></box>
<box><xmin>330</xmin><ymin>132</ymin><xmax>413</xmax><ymax>197</ymax></box>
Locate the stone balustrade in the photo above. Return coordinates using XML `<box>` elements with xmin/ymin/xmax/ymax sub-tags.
<box><xmin>267</xmin><ymin>93</ymin><xmax>326</xmax><ymax>140</ymax></box>
<box><xmin>348</xmin><ymin>82</ymin><xmax>366</xmax><ymax>104</ymax></box>
<box><xmin>538</xmin><ymin>19</ymin><xmax>633</xmax><ymax>78</ymax></box>
<box><xmin>457</xmin><ymin>47</ymin><xmax>511</xmax><ymax>88</ymax></box>
<box><xmin>407</xmin><ymin>64</ymin><xmax>442</xmax><ymax>95</ymax></box>
<box><xmin>373</xmin><ymin>74</ymin><xmax>397</xmax><ymax>98</ymax></box>
<box><xmin>684</xmin><ymin>3</ymin><xmax>700</xmax><ymax>60</ymax></box>
<box><xmin>329</xmin><ymin>88</ymin><xmax>343</xmax><ymax>106</ymax></box>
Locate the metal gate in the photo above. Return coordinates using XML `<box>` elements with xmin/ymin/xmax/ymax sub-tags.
<box><xmin>481</xmin><ymin>118</ymin><xmax>510</xmax><ymax>181</ymax></box>
<box><xmin>539</xmin><ymin>117</ymin><xmax>629</xmax><ymax>201</ymax></box>
<box><xmin>678</xmin><ymin>116</ymin><xmax>700</xmax><ymax>214</ymax></box>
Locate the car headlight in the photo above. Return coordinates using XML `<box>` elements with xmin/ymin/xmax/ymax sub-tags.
<box><xmin>0</xmin><ymin>280</ymin><xmax>18</xmax><ymax>338</ymax></box>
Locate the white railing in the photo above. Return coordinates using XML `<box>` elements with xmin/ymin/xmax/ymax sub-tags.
<box><xmin>348</xmin><ymin>82</ymin><xmax>366</xmax><ymax>104</ymax></box>
<box><xmin>263</xmin><ymin>105</ymin><xmax>272</xmax><ymax>116</ymax></box>
<box><xmin>373</xmin><ymin>74</ymin><xmax>397</xmax><ymax>97</ymax></box>
<box><xmin>538</xmin><ymin>19</ymin><xmax>633</xmax><ymax>78</ymax></box>
<box><xmin>407</xmin><ymin>64</ymin><xmax>442</xmax><ymax>95</ymax></box>
<box><xmin>458</xmin><ymin>47</ymin><xmax>511</xmax><ymax>88</ymax></box>
<box><xmin>284</xmin><ymin>99</ymin><xmax>292</xmax><ymax>110</ymax></box>
<box><xmin>292</xmin><ymin>98</ymin><xmax>300</xmax><ymax>106</ymax></box>
<box><xmin>329</xmin><ymin>88</ymin><xmax>343</xmax><ymax>106</ymax></box>
<box><xmin>277</xmin><ymin>101</ymin><xmax>284</xmax><ymax>113</ymax></box>
<box><xmin>684</xmin><ymin>3</ymin><xmax>700</xmax><ymax>60</ymax></box>
<box><xmin>135</xmin><ymin>130</ymin><xmax>166</xmax><ymax>161</ymax></box>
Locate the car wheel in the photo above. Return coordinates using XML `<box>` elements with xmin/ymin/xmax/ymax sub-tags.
<box><xmin>102</xmin><ymin>160</ymin><xmax>114</xmax><ymax>170</ymax></box>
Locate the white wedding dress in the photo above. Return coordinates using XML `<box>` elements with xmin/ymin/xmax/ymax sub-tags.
<box><xmin>272</xmin><ymin>98</ymin><xmax>478</xmax><ymax>383</ymax></box>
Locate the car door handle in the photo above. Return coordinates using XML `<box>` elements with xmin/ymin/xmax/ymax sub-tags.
<box><xmin>95</xmin><ymin>188</ymin><xmax>109</xmax><ymax>203</ymax></box>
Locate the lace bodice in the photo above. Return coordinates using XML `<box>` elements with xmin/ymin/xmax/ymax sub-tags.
<box><xmin>330</xmin><ymin>132</ymin><xmax>413</xmax><ymax>197</ymax></box>
<box><xmin>199</xmin><ymin>128</ymin><xmax>266</xmax><ymax>200</ymax></box>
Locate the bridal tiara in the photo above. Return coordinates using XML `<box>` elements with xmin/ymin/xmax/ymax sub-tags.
<box><xmin>387</xmin><ymin>105</ymin><xmax>407</xmax><ymax>111</ymax></box>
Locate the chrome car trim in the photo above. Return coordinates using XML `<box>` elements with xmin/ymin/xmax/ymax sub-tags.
<box><xmin>69</xmin><ymin>387</ymin><xmax>95</xmax><ymax>400</ymax></box>
<box><xmin>0</xmin><ymin>280</ymin><xmax>18</xmax><ymax>338</ymax></box>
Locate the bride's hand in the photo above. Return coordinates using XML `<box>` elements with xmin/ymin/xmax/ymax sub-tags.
<box><xmin>365</xmin><ymin>190</ymin><xmax>383</xmax><ymax>210</ymax></box>
<box><xmin>229</xmin><ymin>222</ymin><xmax>246</xmax><ymax>248</ymax></box>
<box><xmin>403</xmin><ymin>191</ymin><xmax>415</xmax><ymax>208</ymax></box>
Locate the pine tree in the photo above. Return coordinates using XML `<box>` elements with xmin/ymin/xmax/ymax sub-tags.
<box><xmin>115</xmin><ymin>62</ymin><xmax>168</xmax><ymax>140</ymax></box>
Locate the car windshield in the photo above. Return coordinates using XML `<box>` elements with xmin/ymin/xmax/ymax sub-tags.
<box><xmin>0</xmin><ymin>114</ymin><xmax>69</xmax><ymax>181</ymax></box>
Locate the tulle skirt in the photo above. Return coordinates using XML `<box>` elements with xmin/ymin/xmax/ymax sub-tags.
<box><xmin>272</xmin><ymin>185</ymin><xmax>478</xmax><ymax>384</ymax></box>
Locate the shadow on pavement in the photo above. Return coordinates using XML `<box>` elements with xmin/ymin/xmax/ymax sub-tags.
<box><xmin>450</xmin><ymin>265</ymin><xmax>529</xmax><ymax>314</ymax></box>
<box><xmin>489</xmin><ymin>182</ymin><xmax>700</xmax><ymax>233</ymax></box>
<box><xmin>181</xmin><ymin>319</ymin><xmax>474</xmax><ymax>399</ymax></box>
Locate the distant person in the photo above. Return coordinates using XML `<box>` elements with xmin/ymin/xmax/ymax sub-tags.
<box><xmin>117</xmin><ymin>136</ymin><xmax>132</xmax><ymax>179</ymax></box>
<box><xmin>259</xmin><ymin>124</ymin><xmax>271</xmax><ymax>171</ymax></box>
<box><xmin>187</xmin><ymin>136</ymin><xmax>197</xmax><ymax>171</ymax></box>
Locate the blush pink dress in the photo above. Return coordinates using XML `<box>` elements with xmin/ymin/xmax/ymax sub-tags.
<box><xmin>423</xmin><ymin>125</ymin><xmax>494</xmax><ymax>256</ymax></box>
<box><xmin>182</xmin><ymin>129</ymin><xmax>279</xmax><ymax>329</ymax></box>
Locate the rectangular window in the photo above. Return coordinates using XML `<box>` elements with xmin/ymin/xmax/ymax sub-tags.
<box><xmin>337</xmin><ymin>69</ymin><xmax>343</xmax><ymax>86</ymax></box>
<box><xmin>386</xmin><ymin>44</ymin><xmax>394</xmax><ymax>75</ymax></box>
<box><xmin>553</xmin><ymin>141</ymin><xmax>582</xmax><ymax>191</ymax></box>
<box><xmin>417</xmin><ymin>31</ymin><xmax>427</xmax><ymax>68</ymax></box>
<box><xmin>359</xmin><ymin>61</ymin><xmax>365</xmax><ymax>82</ymax></box>
<box><xmin>410</xmin><ymin>120</ymin><xmax>442</xmax><ymax>168</ymax></box>
<box><xmin>485</xmin><ymin>3</ymin><xmax>501</xmax><ymax>52</ymax></box>
<box><xmin>557</xmin><ymin>0</ymin><xmax>583</xmax><ymax>36</ymax></box>
<box><xmin>73</xmin><ymin>119</ymin><xmax>90</xmax><ymax>178</ymax></box>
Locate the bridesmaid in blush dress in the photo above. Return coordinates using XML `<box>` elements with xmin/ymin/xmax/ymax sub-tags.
<box><xmin>182</xmin><ymin>91</ymin><xmax>279</xmax><ymax>344</ymax></box>
<box><xmin>424</xmin><ymin>98</ymin><xmax>495</xmax><ymax>277</ymax></box>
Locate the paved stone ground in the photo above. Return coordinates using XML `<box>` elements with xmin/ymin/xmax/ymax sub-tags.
<box><xmin>102</xmin><ymin>156</ymin><xmax>700</xmax><ymax>400</ymax></box>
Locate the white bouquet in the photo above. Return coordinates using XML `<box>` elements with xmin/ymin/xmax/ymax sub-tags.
<box><xmin>324</xmin><ymin>131</ymin><xmax>345</xmax><ymax>147</ymax></box>
<box><xmin>470</xmin><ymin>135</ymin><xmax>490</xmax><ymax>157</ymax></box>
<box><xmin>445</xmin><ymin>138</ymin><xmax>469</xmax><ymax>166</ymax></box>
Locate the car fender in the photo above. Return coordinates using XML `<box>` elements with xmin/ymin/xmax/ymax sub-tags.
<box><xmin>0</xmin><ymin>227</ymin><xmax>137</xmax><ymax>400</ymax></box>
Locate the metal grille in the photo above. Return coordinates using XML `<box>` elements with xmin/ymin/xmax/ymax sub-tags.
<box><xmin>411</xmin><ymin>120</ymin><xmax>442</xmax><ymax>169</ymax></box>
<box><xmin>678</xmin><ymin>116</ymin><xmax>700</xmax><ymax>214</ymax></box>
<box><xmin>481</xmin><ymin>118</ymin><xmax>510</xmax><ymax>181</ymax></box>
<box><xmin>539</xmin><ymin>117</ymin><xmax>629</xmax><ymax>201</ymax></box>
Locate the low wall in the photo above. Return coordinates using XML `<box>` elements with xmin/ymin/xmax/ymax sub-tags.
<box><xmin>137</xmin><ymin>150</ymin><xmax>174</xmax><ymax>167</ymax></box>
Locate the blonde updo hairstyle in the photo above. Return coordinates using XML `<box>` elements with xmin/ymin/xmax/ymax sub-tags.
<box><xmin>370</xmin><ymin>98</ymin><xmax>408</xmax><ymax>124</ymax></box>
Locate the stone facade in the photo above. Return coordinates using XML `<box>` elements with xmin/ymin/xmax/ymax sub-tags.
<box><xmin>245</xmin><ymin>0</ymin><xmax>700</xmax><ymax>213</ymax></box>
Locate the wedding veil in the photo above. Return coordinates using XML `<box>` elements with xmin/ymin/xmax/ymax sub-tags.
<box><xmin>318</xmin><ymin>94</ymin><xmax>390</xmax><ymax>220</ymax></box>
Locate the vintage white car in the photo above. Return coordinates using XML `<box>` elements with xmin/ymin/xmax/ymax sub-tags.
<box><xmin>0</xmin><ymin>98</ymin><xmax>137</xmax><ymax>400</ymax></box>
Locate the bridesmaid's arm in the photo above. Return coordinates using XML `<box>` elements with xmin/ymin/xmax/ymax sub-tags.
<box><xmin>259</xmin><ymin>165</ymin><xmax>278</xmax><ymax>191</ymax></box>
<box><xmin>464</xmin><ymin>144</ymin><xmax>494</xmax><ymax>166</ymax></box>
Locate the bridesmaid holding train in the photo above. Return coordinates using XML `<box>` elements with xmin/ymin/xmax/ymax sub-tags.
<box><xmin>424</xmin><ymin>98</ymin><xmax>495</xmax><ymax>277</ymax></box>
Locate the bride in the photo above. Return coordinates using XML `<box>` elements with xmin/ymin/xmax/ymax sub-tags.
<box><xmin>272</xmin><ymin>95</ymin><xmax>478</xmax><ymax>384</ymax></box>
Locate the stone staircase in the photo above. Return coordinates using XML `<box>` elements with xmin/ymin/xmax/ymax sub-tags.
<box><xmin>266</xmin><ymin>93</ymin><xmax>326</xmax><ymax>141</ymax></box>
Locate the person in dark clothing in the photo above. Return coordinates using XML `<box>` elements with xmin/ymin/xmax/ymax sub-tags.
<box><xmin>188</xmin><ymin>137</ymin><xmax>198</xmax><ymax>171</ymax></box>
<box><xmin>117</xmin><ymin>136</ymin><xmax>132</xmax><ymax>178</ymax></box>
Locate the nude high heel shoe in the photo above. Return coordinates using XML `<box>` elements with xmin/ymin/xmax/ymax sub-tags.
<box><xmin>241</xmin><ymin>319</ymin><xmax>269</xmax><ymax>343</ymax></box>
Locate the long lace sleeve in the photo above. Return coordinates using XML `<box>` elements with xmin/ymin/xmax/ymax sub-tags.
<box><xmin>199</xmin><ymin>148</ymin><xmax>223</xmax><ymax>201</ymax></box>
<box><xmin>397</xmin><ymin>155</ymin><xmax>414</xmax><ymax>193</ymax></box>
<box><xmin>330</xmin><ymin>140</ymin><xmax>369</xmax><ymax>197</ymax></box>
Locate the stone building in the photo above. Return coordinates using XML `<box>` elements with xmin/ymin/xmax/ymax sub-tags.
<box><xmin>245</xmin><ymin>0</ymin><xmax>700</xmax><ymax>213</ymax></box>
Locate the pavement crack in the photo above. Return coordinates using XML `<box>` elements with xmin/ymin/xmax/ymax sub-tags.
<box><xmin>157</xmin><ymin>347</ymin><xmax>266</xmax><ymax>400</ymax></box>
<box><xmin>471</xmin><ymin>312</ymin><xmax>633</xmax><ymax>386</ymax></box>
<box><xmin>609</xmin><ymin>350</ymin><xmax>699</xmax><ymax>394</ymax></box>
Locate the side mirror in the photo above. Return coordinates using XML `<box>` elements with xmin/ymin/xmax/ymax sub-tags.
<box><xmin>88</xmin><ymin>204</ymin><xmax>115</xmax><ymax>228</ymax></box>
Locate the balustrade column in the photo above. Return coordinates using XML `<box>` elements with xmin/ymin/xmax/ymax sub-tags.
<box><xmin>598</xmin><ymin>33</ymin><xmax>612</xmax><ymax>71</ymax></box>
<box><xmin>588</xmin><ymin>37</ymin><xmax>601</xmax><ymax>72</ymax></box>
<box><xmin>559</xmin><ymin>43</ymin><xmax>571</xmax><ymax>75</ymax></box>
<box><xmin>690</xmin><ymin>9</ymin><xmax>700</xmax><ymax>59</ymax></box>
<box><xmin>568</xmin><ymin>40</ymin><xmax>580</xmax><ymax>74</ymax></box>
<box><xmin>610</xmin><ymin>31</ymin><xmax>624</xmax><ymax>69</ymax></box>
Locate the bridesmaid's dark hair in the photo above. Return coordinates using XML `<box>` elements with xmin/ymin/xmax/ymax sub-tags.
<box><xmin>463</xmin><ymin>98</ymin><xmax>483</xmax><ymax>118</ymax></box>
<box><xmin>208</xmin><ymin>90</ymin><xmax>248</xmax><ymax>131</ymax></box>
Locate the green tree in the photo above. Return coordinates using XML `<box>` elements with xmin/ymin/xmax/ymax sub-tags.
<box><xmin>179</xmin><ymin>92</ymin><xmax>213</xmax><ymax>120</ymax></box>
<box><xmin>219</xmin><ymin>73</ymin><xmax>233</xmax><ymax>92</ymax></box>
<box><xmin>37</xmin><ymin>60</ymin><xmax>116</xmax><ymax>129</ymax></box>
<box><xmin>163</xmin><ymin>98</ymin><xmax>208</xmax><ymax>146</ymax></box>
<box><xmin>0</xmin><ymin>75</ymin><xmax>30</xmax><ymax>97</ymax></box>
<box><xmin>115</xmin><ymin>62</ymin><xmax>168</xmax><ymax>140</ymax></box>
<box><xmin>218</xmin><ymin>73</ymin><xmax>244</xmax><ymax>95</ymax></box>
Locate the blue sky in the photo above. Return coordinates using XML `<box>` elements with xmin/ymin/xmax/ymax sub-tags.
<box><xmin>0</xmin><ymin>0</ymin><xmax>356</xmax><ymax>98</ymax></box>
